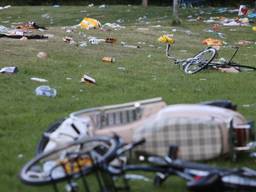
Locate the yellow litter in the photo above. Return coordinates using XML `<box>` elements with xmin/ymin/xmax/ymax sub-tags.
<box><xmin>80</xmin><ymin>18</ymin><xmax>101</xmax><ymax>30</ymax></box>
<box><xmin>158</xmin><ymin>34</ymin><xmax>175</xmax><ymax>44</ymax></box>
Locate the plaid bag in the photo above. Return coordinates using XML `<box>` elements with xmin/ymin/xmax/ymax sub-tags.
<box><xmin>133</xmin><ymin>104</ymin><xmax>247</xmax><ymax>161</ymax></box>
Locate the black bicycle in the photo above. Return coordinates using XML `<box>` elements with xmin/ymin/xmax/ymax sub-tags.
<box><xmin>166</xmin><ymin>43</ymin><xmax>256</xmax><ymax>74</ymax></box>
<box><xmin>20</xmin><ymin>135</ymin><xmax>256</xmax><ymax>192</ymax></box>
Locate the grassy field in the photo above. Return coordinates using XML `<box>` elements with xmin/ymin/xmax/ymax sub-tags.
<box><xmin>0</xmin><ymin>5</ymin><xmax>256</xmax><ymax>192</ymax></box>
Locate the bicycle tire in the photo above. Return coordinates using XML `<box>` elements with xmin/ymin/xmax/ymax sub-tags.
<box><xmin>221</xmin><ymin>171</ymin><xmax>256</xmax><ymax>190</ymax></box>
<box><xmin>20</xmin><ymin>136</ymin><xmax>118</xmax><ymax>186</ymax></box>
<box><xmin>184</xmin><ymin>48</ymin><xmax>217</xmax><ymax>74</ymax></box>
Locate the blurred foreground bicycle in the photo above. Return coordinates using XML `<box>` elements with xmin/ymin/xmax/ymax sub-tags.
<box><xmin>160</xmin><ymin>35</ymin><xmax>256</xmax><ymax>74</ymax></box>
<box><xmin>20</xmin><ymin>135</ymin><xmax>256</xmax><ymax>192</ymax></box>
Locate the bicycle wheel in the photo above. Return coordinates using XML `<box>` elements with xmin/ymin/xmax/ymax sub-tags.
<box><xmin>221</xmin><ymin>168</ymin><xmax>256</xmax><ymax>190</ymax></box>
<box><xmin>184</xmin><ymin>48</ymin><xmax>217</xmax><ymax>74</ymax></box>
<box><xmin>20</xmin><ymin>136</ymin><xmax>118</xmax><ymax>186</ymax></box>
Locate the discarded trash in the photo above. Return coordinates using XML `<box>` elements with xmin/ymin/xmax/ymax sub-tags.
<box><xmin>63</xmin><ymin>36</ymin><xmax>76</xmax><ymax>45</ymax></box>
<box><xmin>238</xmin><ymin>5</ymin><xmax>248</xmax><ymax>16</ymax></box>
<box><xmin>102</xmin><ymin>57</ymin><xmax>115</xmax><ymax>63</ymax></box>
<box><xmin>0</xmin><ymin>5</ymin><xmax>11</xmax><ymax>10</ymax></box>
<box><xmin>117</xmin><ymin>67</ymin><xmax>126</xmax><ymax>71</ymax></box>
<box><xmin>37</xmin><ymin>52</ymin><xmax>48</xmax><ymax>59</ymax></box>
<box><xmin>101</xmin><ymin>23</ymin><xmax>125</xmax><ymax>30</ymax></box>
<box><xmin>79</xmin><ymin>18</ymin><xmax>101</xmax><ymax>30</ymax></box>
<box><xmin>88</xmin><ymin>36</ymin><xmax>105</xmax><ymax>45</ymax></box>
<box><xmin>212</xmin><ymin>24</ymin><xmax>221</xmax><ymax>32</ymax></box>
<box><xmin>253</xmin><ymin>26</ymin><xmax>256</xmax><ymax>32</ymax></box>
<box><xmin>158</xmin><ymin>34</ymin><xmax>175</xmax><ymax>44</ymax></box>
<box><xmin>79</xmin><ymin>42</ymin><xmax>88</xmax><ymax>47</ymax></box>
<box><xmin>0</xmin><ymin>66</ymin><xmax>18</xmax><ymax>74</ymax></box>
<box><xmin>20</xmin><ymin>36</ymin><xmax>28</xmax><ymax>41</ymax></box>
<box><xmin>248</xmin><ymin>12</ymin><xmax>256</xmax><ymax>19</ymax></box>
<box><xmin>98</xmin><ymin>4</ymin><xmax>106</xmax><ymax>9</ymax></box>
<box><xmin>122</xmin><ymin>44</ymin><xmax>140</xmax><ymax>49</ymax></box>
<box><xmin>53</xmin><ymin>5</ymin><xmax>60</xmax><ymax>8</ymax></box>
<box><xmin>35</xmin><ymin>85</ymin><xmax>57</xmax><ymax>97</ymax></box>
<box><xmin>17</xmin><ymin>154</ymin><xmax>24</xmax><ymax>159</ymax></box>
<box><xmin>88</xmin><ymin>3</ymin><xmax>94</xmax><ymax>8</ymax></box>
<box><xmin>30</xmin><ymin>77</ymin><xmax>48</xmax><ymax>83</ymax></box>
<box><xmin>236</xmin><ymin>40</ymin><xmax>254</xmax><ymax>46</ymax></box>
<box><xmin>202</xmin><ymin>38</ymin><xmax>223</xmax><ymax>46</ymax></box>
<box><xmin>105</xmin><ymin>37</ymin><xmax>117</xmax><ymax>44</ymax></box>
<box><xmin>81</xmin><ymin>74</ymin><xmax>96</xmax><ymax>84</ymax></box>
<box><xmin>16</xmin><ymin>21</ymin><xmax>46</xmax><ymax>30</ymax></box>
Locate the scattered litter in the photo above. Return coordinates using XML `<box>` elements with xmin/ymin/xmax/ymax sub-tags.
<box><xmin>53</xmin><ymin>5</ymin><xmax>60</xmax><ymax>8</ymax></box>
<box><xmin>79</xmin><ymin>41</ymin><xmax>88</xmax><ymax>47</ymax></box>
<box><xmin>242</xmin><ymin>104</ymin><xmax>252</xmax><ymax>108</ymax></box>
<box><xmin>102</xmin><ymin>57</ymin><xmax>115</xmax><ymax>63</ymax></box>
<box><xmin>30</xmin><ymin>77</ymin><xmax>48</xmax><ymax>82</ymax></box>
<box><xmin>105</xmin><ymin>37</ymin><xmax>117</xmax><ymax>44</ymax></box>
<box><xmin>158</xmin><ymin>34</ymin><xmax>175</xmax><ymax>44</ymax></box>
<box><xmin>37</xmin><ymin>52</ymin><xmax>48</xmax><ymax>59</ymax></box>
<box><xmin>35</xmin><ymin>85</ymin><xmax>57</xmax><ymax>97</ymax></box>
<box><xmin>41</xmin><ymin>13</ymin><xmax>51</xmax><ymax>19</ymax></box>
<box><xmin>200</xmin><ymin>78</ymin><xmax>207</xmax><ymax>81</ymax></box>
<box><xmin>212</xmin><ymin>24</ymin><xmax>221</xmax><ymax>32</ymax></box>
<box><xmin>202</xmin><ymin>38</ymin><xmax>223</xmax><ymax>46</ymax></box>
<box><xmin>236</xmin><ymin>40</ymin><xmax>254</xmax><ymax>46</ymax></box>
<box><xmin>16</xmin><ymin>21</ymin><xmax>46</xmax><ymax>30</ymax></box>
<box><xmin>0</xmin><ymin>5</ymin><xmax>11</xmax><ymax>10</ymax></box>
<box><xmin>63</xmin><ymin>36</ymin><xmax>76</xmax><ymax>45</ymax></box>
<box><xmin>147</xmin><ymin>54</ymin><xmax>152</xmax><ymax>58</ymax></box>
<box><xmin>117</xmin><ymin>67</ymin><xmax>126</xmax><ymax>71</ymax></box>
<box><xmin>137</xmin><ymin>16</ymin><xmax>147</xmax><ymax>22</ymax></box>
<box><xmin>88</xmin><ymin>36</ymin><xmax>105</xmax><ymax>45</ymax></box>
<box><xmin>66</xmin><ymin>77</ymin><xmax>72</xmax><ymax>80</ymax></box>
<box><xmin>238</xmin><ymin>5</ymin><xmax>248</xmax><ymax>16</ymax></box>
<box><xmin>80</xmin><ymin>18</ymin><xmax>101</xmax><ymax>30</ymax></box>
<box><xmin>121</xmin><ymin>43</ymin><xmax>140</xmax><ymax>49</ymax></box>
<box><xmin>19</xmin><ymin>36</ymin><xmax>28</xmax><ymax>41</ymax></box>
<box><xmin>248</xmin><ymin>12</ymin><xmax>256</xmax><ymax>19</ymax></box>
<box><xmin>253</xmin><ymin>26</ymin><xmax>256</xmax><ymax>32</ymax></box>
<box><xmin>137</xmin><ymin>28</ymin><xmax>149</xmax><ymax>32</ymax></box>
<box><xmin>88</xmin><ymin>3</ymin><xmax>94</xmax><ymax>8</ymax></box>
<box><xmin>101</xmin><ymin>23</ymin><xmax>125</xmax><ymax>30</ymax></box>
<box><xmin>98</xmin><ymin>4</ymin><xmax>106</xmax><ymax>9</ymax></box>
<box><xmin>17</xmin><ymin>154</ymin><xmax>24</xmax><ymax>159</ymax></box>
<box><xmin>0</xmin><ymin>66</ymin><xmax>18</xmax><ymax>74</ymax></box>
<box><xmin>116</xmin><ymin>18</ymin><xmax>124</xmax><ymax>23</ymax></box>
<box><xmin>81</xmin><ymin>74</ymin><xmax>96</xmax><ymax>84</ymax></box>
<box><xmin>152</xmin><ymin>25</ymin><xmax>161</xmax><ymax>28</ymax></box>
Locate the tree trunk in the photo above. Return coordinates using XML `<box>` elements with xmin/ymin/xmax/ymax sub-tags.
<box><xmin>173</xmin><ymin>0</ymin><xmax>178</xmax><ymax>19</ymax></box>
<box><xmin>142</xmin><ymin>0</ymin><xmax>148</xmax><ymax>7</ymax></box>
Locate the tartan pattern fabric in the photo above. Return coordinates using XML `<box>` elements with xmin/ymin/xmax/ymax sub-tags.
<box><xmin>133</xmin><ymin>117</ymin><xmax>225</xmax><ymax>161</ymax></box>
<box><xmin>99</xmin><ymin>107</ymin><xmax>141</xmax><ymax>129</ymax></box>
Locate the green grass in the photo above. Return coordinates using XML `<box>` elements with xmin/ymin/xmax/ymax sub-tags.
<box><xmin>0</xmin><ymin>5</ymin><xmax>256</xmax><ymax>192</ymax></box>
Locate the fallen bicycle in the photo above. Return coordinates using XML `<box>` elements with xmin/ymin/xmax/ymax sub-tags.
<box><xmin>20</xmin><ymin>135</ymin><xmax>256</xmax><ymax>192</ymax></box>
